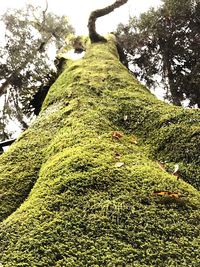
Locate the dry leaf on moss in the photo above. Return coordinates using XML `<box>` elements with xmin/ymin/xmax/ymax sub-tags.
<box><xmin>115</xmin><ymin>162</ymin><xmax>124</xmax><ymax>168</ymax></box>
<box><xmin>124</xmin><ymin>115</ymin><xmax>128</xmax><ymax>121</ymax></box>
<box><xmin>153</xmin><ymin>191</ymin><xmax>180</xmax><ymax>199</ymax></box>
<box><xmin>112</xmin><ymin>131</ymin><xmax>123</xmax><ymax>140</ymax></box>
<box><xmin>172</xmin><ymin>164</ymin><xmax>181</xmax><ymax>180</ymax></box>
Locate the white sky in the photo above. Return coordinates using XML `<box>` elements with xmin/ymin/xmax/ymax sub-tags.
<box><xmin>0</xmin><ymin>0</ymin><xmax>162</xmax><ymax>35</ymax></box>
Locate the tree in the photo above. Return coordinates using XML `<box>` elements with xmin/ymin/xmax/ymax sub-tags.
<box><xmin>116</xmin><ymin>0</ymin><xmax>200</xmax><ymax>107</ymax></box>
<box><xmin>0</xmin><ymin>1</ymin><xmax>200</xmax><ymax>266</ymax></box>
<box><xmin>0</xmin><ymin>3</ymin><xmax>74</xmax><ymax>140</ymax></box>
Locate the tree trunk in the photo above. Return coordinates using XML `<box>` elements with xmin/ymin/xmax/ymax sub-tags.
<box><xmin>0</xmin><ymin>36</ymin><xmax>199</xmax><ymax>266</ymax></box>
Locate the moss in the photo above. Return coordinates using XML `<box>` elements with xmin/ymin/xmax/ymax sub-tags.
<box><xmin>106</xmin><ymin>87</ymin><xmax>200</xmax><ymax>189</ymax></box>
<box><xmin>0</xmin><ymin>35</ymin><xmax>199</xmax><ymax>266</ymax></box>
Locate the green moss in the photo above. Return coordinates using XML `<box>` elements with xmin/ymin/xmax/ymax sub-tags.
<box><xmin>106</xmin><ymin>87</ymin><xmax>200</xmax><ymax>189</ymax></box>
<box><xmin>0</xmin><ymin>35</ymin><xmax>199</xmax><ymax>266</ymax></box>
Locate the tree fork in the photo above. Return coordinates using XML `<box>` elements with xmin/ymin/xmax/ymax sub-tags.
<box><xmin>88</xmin><ymin>0</ymin><xmax>128</xmax><ymax>43</ymax></box>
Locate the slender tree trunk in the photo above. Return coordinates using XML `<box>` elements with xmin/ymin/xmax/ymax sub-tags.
<box><xmin>161</xmin><ymin>42</ymin><xmax>182</xmax><ymax>106</ymax></box>
<box><xmin>166</xmin><ymin>60</ymin><xmax>182</xmax><ymax>106</ymax></box>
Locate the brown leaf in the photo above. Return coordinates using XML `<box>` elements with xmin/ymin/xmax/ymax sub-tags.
<box><xmin>112</xmin><ymin>131</ymin><xmax>123</xmax><ymax>140</ymax></box>
<box><xmin>153</xmin><ymin>190</ymin><xmax>180</xmax><ymax>199</ymax></box>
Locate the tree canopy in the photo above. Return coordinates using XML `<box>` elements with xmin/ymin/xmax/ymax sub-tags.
<box><xmin>116</xmin><ymin>0</ymin><xmax>200</xmax><ymax>107</ymax></box>
<box><xmin>0</xmin><ymin>4</ymin><xmax>74</xmax><ymax>140</ymax></box>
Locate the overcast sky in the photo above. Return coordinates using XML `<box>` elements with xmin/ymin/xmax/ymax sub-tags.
<box><xmin>1</xmin><ymin>0</ymin><xmax>162</xmax><ymax>34</ymax></box>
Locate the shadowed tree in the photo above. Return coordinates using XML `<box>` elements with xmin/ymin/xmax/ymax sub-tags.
<box><xmin>0</xmin><ymin>3</ymin><xmax>74</xmax><ymax>139</ymax></box>
<box><xmin>0</xmin><ymin>1</ymin><xmax>200</xmax><ymax>266</ymax></box>
<box><xmin>116</xmin><ymin>0</ymin><xmax>200</xmax><ymax>107</ymax></box>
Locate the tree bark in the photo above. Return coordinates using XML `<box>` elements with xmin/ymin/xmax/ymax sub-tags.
<box><xmin>88</xmin><ymin>0</ymin><xmax>128</xmax><ymax>42</ymax></box>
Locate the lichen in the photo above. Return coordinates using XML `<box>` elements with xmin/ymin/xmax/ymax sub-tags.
<box><xmin>0</xmin><ymin>35</ymin><xmax>199</xmax><ymax>266</ymax></box>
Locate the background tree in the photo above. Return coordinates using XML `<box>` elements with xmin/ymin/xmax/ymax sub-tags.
<box><xmin>116</xmin><ymin>0</ymin><xmax>200</xmax><ymax>107</ymax></box>
<box><xmin>0</xmin><ymin>3</ymin><xmax>74</xmax><ymax>140</ymax></box>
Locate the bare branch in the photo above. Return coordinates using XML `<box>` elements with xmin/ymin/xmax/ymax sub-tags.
<box><xmin>88</xmin><ymin>0</ymin><xmax>128</xmax><ymax>43</ymax></box>
<box><xmin>42</xmin><ymin>0</ymin><xmax>49</xmax><ymax>25</ymax></box>
<box><xmin>44</xmin><ymin>0</ymin><xmax>48</xmax><ymax>13</ymax></box>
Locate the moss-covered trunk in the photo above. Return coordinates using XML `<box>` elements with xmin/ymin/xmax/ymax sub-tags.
<box><xmin>0</xmin><ymin>36</ymin><xmax>199</xmax><ymax>267</ymax></box>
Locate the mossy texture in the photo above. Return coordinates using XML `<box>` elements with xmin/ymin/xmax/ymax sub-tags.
<box><xmin>0</xmin><ymin>36</ymin><xmax>199</xmax><ymax>266</ymax></box>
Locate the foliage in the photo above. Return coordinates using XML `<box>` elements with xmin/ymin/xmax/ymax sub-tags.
<box><xmin>0</xmin><ymin>4</ymin><xmax>74</xmax><ymax>140</ymax></box>
<box><xmin>0</xmin><ymin>36</ymin><xmax>199</xmax><ymax>266</ymax></box>
<box><xmin>116</xmin><ymin>0</ymin><xmax>200</xmax><ymax>107</ymax></box>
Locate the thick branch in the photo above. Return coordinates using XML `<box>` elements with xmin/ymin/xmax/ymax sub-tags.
<box><xmin>88</xmin><ymin>0</ymin><xmax>128</xmax><ymax>43</ymax></box>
